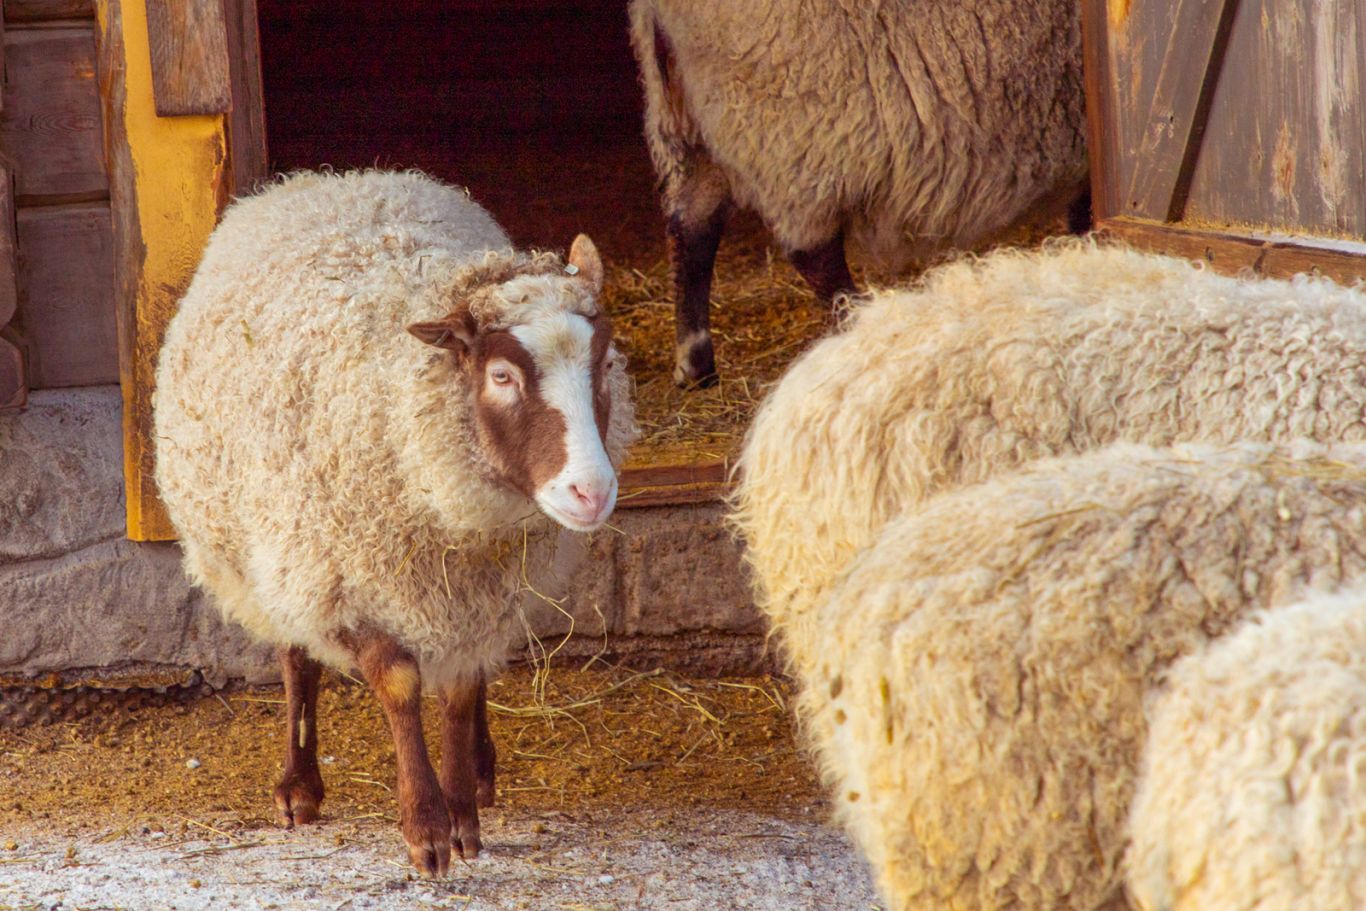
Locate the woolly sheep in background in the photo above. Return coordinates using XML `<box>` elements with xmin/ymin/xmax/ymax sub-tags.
<box><xmin>629</xmin><ymin>0</ymin><xmax>1088</xmax><ymax>385</ymax></box>
<box><xmin>1128</xmin><ymin>589</ymin><xmax>1366</xmax><ymax>911</ymax></box>
<box><xmin>805</xmin><ymin>442</ymin><xmax>1366</xmax><ymax>911</ymax></box>
<box><xmin>732</xmin><ymin>239</ymin><xmax>1366</xmax><ymax>675</ymax></box>
<box><xmin>154</xmin><ymin>169</ymin><xmax>636</xmax><ymax>876</ymax></box>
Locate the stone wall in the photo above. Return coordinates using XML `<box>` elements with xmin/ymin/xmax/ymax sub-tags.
<box><xmin>0</xmin><ymin>387</ymin><xmax>767</xmax><ymax>688</ymax></box>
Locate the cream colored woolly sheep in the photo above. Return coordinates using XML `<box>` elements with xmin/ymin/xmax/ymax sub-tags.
<box><xmin>630</xmin><ymin>0</ymin><xmax>1087</xmax><ymax>385</ymax></box>
<box><xmin>1127</xmin><ymin>589</ymin><xmax>1366</xmax><ymax>911</ymax></box>
<box><xmin>803</xmin><ymin>442</ymin><xmax>1366</xmax><ymax>911</ymax></box>
<box><xmin>733</xmin><ymin>239</ymin><xmax>1366</xmax><ymax>674</ymax></box>
<box><xmin>154</xmin><ymin>169</ymin><xmax>635</xmax><ymax>876</ymax></box>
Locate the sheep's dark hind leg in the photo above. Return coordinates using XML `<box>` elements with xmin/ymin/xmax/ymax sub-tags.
<box><xmin>439</xmin><ymin>679</ymin><xmax>484</xmax><ymax>859</ymax></box>
<box><xmin>474</xmin><ymin>675</ymin><xmax>496</xmax><ymax>808</ymax></box>
<box><xmin>667</xmin><ymin>165</ymin><xmax>732</xmax><ymax>389</ymax></box>
<box><xmin>273</xmin><ymin>645</ymin><xmax>325</xmax><ymax>828</ymax></box>
<box><xmin>788</xmin><ymin>232</ymin><xmax>856</xmax><ymax>304</ymax></box>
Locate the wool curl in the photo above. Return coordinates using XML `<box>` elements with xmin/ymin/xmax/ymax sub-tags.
<box><xmin>154</xmin><ymin>169</ymin><xmax>636</xmax><ymax>691</ymax></box>
<box><xmin>1127</xmin><ymin>588</ymin><xmax>1366</xmax><ymax>911</ymax></box>
<box><xmin>629</xmin><ymin>0</ymin><xmax>1086</xmax><ymax>263</ymax></box>
<box><xmin>805</xmin><ymin>441</ymin><xmax>1366</xmax><ymax>911</ymax></box>
<box><xmin>732</xmin><ymin>237</ymin><xmax>1366</xmax><ymax>676</ymax></box>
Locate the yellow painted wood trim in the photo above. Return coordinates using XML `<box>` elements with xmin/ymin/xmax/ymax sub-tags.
<box><xmin>98</xmin><ymin>0</ymin><xmax>228</xmax><ymax>541</ymax></box>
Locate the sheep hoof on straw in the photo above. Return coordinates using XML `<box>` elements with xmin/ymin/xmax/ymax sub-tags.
<box><xmin>1128</xmin><ymin>588</ymin><xmax>1366</xmax><ymax>911</ymax></box>
<box><xmin>802</xmin><ymin>442</ymin><xmax>1366</xmax><ymax>911</ymax></box>
<box><xmin>629</xmin><ymin>0</ymin><xmax>1087</xmax><ymax>385</ymax></box>
<box><xmin>153</xmin><ymin>169</ymin><xmax>637</xmax><ymax>876</ymax></box>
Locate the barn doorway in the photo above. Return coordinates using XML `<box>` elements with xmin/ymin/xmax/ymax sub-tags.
<box><xmin>250</xmin><ymin>0</ymin><xmax>827</xmax><ymax>485</ymax></box>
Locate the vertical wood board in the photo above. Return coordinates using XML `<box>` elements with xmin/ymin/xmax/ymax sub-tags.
<box><xmin>15</xmin><ymin>203</ymin><xmax>117</xmax><ymax>387</ymax></box>
<box><xmin>224</xmin><ymin>0</ymin><xmax>268</xmax><ymax>196</ymax></box>
<box><xmin>1184</xmin><ymin>0</ymin><xmax>1366</xmax><ymax>236</ymax></box>
<box><xmin>1</xmin><ymin>27</ymin><xmax>107</xmax><ymax>200</ymax></box>
<box><xmin>144</xmin><ymin>0</ymin><xmax>230</xmax><ymax>116</ymax></box>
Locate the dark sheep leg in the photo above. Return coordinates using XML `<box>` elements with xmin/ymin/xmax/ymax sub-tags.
<box><xmin>272</xmin><ymin>645</ymin><xmax>325</xmax><ymax>828</ymax></box>
<box><xmin>439</xmin><ymin>679</ymin><xmax>484</xmax><ymax>859</ymax></box>
<box><xmin>667</xmin><ymin>164</ymin><xmax>732</xmax><ymax>389</ymax></box>
<box><xmin>788</xmin><ymin>231</ymin><xmax>856</xmax><ymax>303</ymax></box>
<box><xmin>474</xmin><ymin>675</ymin><xmax>496</xmax><ymax>808</ymax></box>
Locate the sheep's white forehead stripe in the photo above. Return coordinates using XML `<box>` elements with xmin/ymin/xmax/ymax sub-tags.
<box><xmin>511</xmin><ymin>315</ymin><xmax>610</xmax><ymax>488</ymax></box>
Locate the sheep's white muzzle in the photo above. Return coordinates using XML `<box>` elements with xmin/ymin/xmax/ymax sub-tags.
<box><xmin>536</xmin><ymin>471</ymin><xmax>618</xmax><ymax>532</ymax></box>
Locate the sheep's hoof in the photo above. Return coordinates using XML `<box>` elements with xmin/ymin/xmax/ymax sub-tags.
<box><xmin>452</xmin><ymin>810</ymin><xmax>482</xmax><ymax>860</ymax></box>
<box><xmin>402</xmin><ymin>803</ymin><xmax>453</xmax><ymax>878</ymax></box>
<box><xmin>273</xmin><ymin>770</ymin><xmax>324</xmax><ymax>828</ymax></box>
<box><xmin>673</xmin><ymin>334</ymin><xmax>718</xmax><ymax>389</ymax></box>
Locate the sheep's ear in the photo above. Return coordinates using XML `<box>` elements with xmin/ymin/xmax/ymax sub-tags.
<box><xmin>407</xmin><ymin>317</ymin><xmax>475</xmax><ymax>352</ymax></box>
<box><xmin>567</xmin><ymin>234</ymin><xmax>604</xmax><ymax>295</ymax></box>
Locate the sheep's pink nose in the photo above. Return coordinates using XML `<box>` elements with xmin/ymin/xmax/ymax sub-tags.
<box><xmin>570</xmin><ymin>481</ymin><xmax>611</xmax><ymax>520</ymax></box>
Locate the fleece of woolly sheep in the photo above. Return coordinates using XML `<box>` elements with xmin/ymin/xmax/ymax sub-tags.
<box><xmin>1127</xmin><ymin>589</ymin><xmax>1366</xmax><ymax>911</ymax></box>
<box><xmin>628</xmin><ymin>0</ymin><xmax>1086</xmax><ymax>264</ymax></box>
<box><xmin>802</xmin><ymin>442</ymin><xmax>1366</xmax><ymax>911</ymax></box>
<box><xmin>733</xmin><ymin>239</ymin><xmax>1366</xmax><ymax>674</ymax></box>
<box><xmin>153</xmin><ymin>169</ymin><xmax>636</xmax><ymax>690</ymax></box>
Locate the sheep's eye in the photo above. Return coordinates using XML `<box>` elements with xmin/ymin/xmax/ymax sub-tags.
<box><xmin>490</xmin><ymin>367</ymin><xmax>514</xmax><ymax>386</ymax></box>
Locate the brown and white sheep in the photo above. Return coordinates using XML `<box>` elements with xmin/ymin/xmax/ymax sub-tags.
<box><xmin>154</xmin><ymin>169</ymin><xmax>636</xmax><ymax>876</ymax></box>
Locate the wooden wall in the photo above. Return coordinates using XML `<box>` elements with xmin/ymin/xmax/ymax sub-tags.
<box><xmin>1086</xmin><ymin>0</ymin><xmax>1366</xmax><ymax>281</ymax></box>
<box><xmin>1</xmin><ymin>0</ymin><xmax>116</xmax><ymax>390</ymax></box>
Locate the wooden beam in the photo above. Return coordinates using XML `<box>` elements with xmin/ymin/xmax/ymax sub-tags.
<box><xmin>1122</xmin><ymin>0</ymin><xmax>1241</xmax><ymax>222</ymax></box>
<box><xmin>144</xmin><ymin>0</ymin><xmax>230</xmax><ymax>116</ymax></box>
<box><xmin>1080</xmin><ymin>0</ymin><xmax>1118</xmax><ymax>220</ymax></box>
<box><xmin>6</xmin><ymin>0</ymin><xmax>95</xmax><ymax>21</ymax></box>
<box><xmin>223</xmin><ymin>0</ymin><xmax>268</xmax><ymax>196</ymax></box>
<box><xmin>1100</xmin><ymin>216</ymin><xmax>1366</xmax><ymax>285</ymax></box>
<box><xmin>98</xmin><ymin>0</ymin><xmax>230</xmax><ymax>540</ymax></box>
<box><xmin>617</xmin><ymin>457</ymin><xmax>730</xmax><ymax>509</ymax></box>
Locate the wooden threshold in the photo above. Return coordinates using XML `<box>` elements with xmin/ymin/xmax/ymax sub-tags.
<box><xmin>1100</xmin><ymin>217</ymin><xmax>1366</xmax><ymax>285</ymax></box>
<box><xmin>617</xmin><ymin>455</ymin><xmax>732</xmax><ymax>509</ymax></box>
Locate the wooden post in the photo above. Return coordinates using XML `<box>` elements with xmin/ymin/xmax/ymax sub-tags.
<box><xmin>97</xmin><ymin>0</ymin><xmax>230</xmax><ymax>541</ymax></box>
<box><xmin>144</xmin><ymin>0</ymin><xmax>231</xmax><ymax>116</ymax></box>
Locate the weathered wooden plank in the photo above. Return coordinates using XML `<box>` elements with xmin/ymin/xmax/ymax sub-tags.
<box><xmin>101</xmin><ymin>0</ymin><xmax>230</xmax><ymax>541</ymax></box>
<box><xmin>1117</xmin><ymin>0</ymin><xmax>1241</xmax><ymax>221</ymax></box>
<box><xmin>1081</xmin><ymin>0</ymin><xmax>1119</xmax><ymax>220</ymax></box>
<box><xmin>617</xmin><ymin>458</ymin><xmax>730</xmax><ymax>509</ymax></box>
<box><xmin>1100</xmin><ymin>216</ymin><xmax>1366</xmax><ymax>285</ymax></box>
<box><xmin>224</xmin><ymin>0</ymin><xmax>268</xmax><ymax>197</ymax></box>
<box><xmin>1185</xmin><ymin>0</ymin><xmax>1366</xmax><ymax>238</ymax></box>
<box><xmin>145</xmin><ymin>0</ymin><xmax>230</xmax><ymax>116</ymax></box>
<box><xmin>0</xmin><ymin>27</ymin><xmax>107</xmax><ymax>201</ymax></box>
<box><xmin>15</xmin><ymin>203</ymin><xmax>117</xmax><ymax>388</ymax></box>
<box><xmin>0</xmin><ymin>158</ymin><xmax>20</xmax><ymax>328</ymax></box>
<box><xmin>5</xmin><ymin>0</ymin><xmax>94</xmax><ymax>22</ymax></box>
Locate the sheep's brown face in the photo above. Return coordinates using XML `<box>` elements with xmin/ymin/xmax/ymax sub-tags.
<box><xmin>408</xmin><ymin>236</ymin><xmax>622</xmax><ymax>532</ymax></box>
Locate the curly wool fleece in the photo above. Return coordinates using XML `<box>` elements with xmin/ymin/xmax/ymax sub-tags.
<box><xmin>733</xmin><ymin>238</ymin><xmax>1366</xmax><ymax>675</ymax></box>
<box><xmin>1128</xmin><ymin>588</ymin><xmax>1366</xmax><ymax>911</ymax></box>
<box><xmin>629</xmin><ymin>0</ymin><xmax>1086</xmax><ymax>264</ymax></box>
<box><xmin>807</xmin><ymin>442</ymin><xmax>1366</xmax><ymax>911</ymax></box>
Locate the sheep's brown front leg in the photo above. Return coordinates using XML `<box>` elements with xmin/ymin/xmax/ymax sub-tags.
<box><xmin>273</xmin><ymin>646</ymin><xmax>325</xmax><ymax>828</ymax></box>
<box><xmin>788</xmin><ymin>231</ymin><xmax>856</xmax><ymax>304</ymax></box>
<box><xmin>347</xmin><ymin>631</ymin><xmax>450</xmax><ymax>878</ymax></box>
<box><xmin>474</xmin><ymin>676</ymin><xmax>496</xmax><ymax>809</ymax></box>
<box><xmin>439</xmin><ymin>679</ymin><xmax>484</xmax><ymax>858</ymax></box>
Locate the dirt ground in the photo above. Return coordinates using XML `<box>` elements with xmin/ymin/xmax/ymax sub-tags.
<box><xmin>0</xmin><ymin>665</ymin><xmax>881</xmax><ymax>910</ymax></box>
